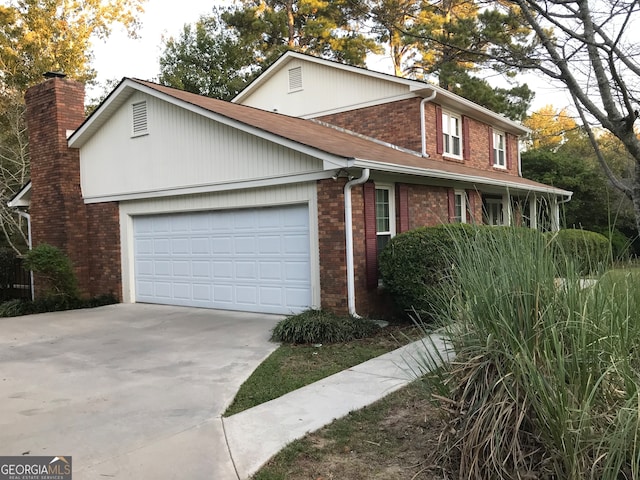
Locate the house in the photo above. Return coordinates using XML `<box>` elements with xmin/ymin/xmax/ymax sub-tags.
<box><xmin>11</xmin><ymin>53</ymin><xmax>571</xmax><ymax>317</ymax></box>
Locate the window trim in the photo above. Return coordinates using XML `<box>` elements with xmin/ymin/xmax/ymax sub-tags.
<box><xmin>453</xmin><ymin>189</ymin><xmax>467</xmax><ymax>223</ymax></box>
<box><xmin>375</xmin><ymin>183</ymin><xmax>396</xmax><ymax>253</ymax></box>
<box><xmin>442</xmin><ymin>110</ymin><xmax>463</xmax><ymax>159</ymax></box>
<box><xmin>493</xmin><ymin>129</ymin><xmax>506</xmax><ymax>168</ymax></box>
<box><xmin>484</xmin><ymin>197</ymin><xmax>506</xmax><ymax>226</ymax></box>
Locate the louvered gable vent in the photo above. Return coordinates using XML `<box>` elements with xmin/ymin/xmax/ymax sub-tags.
<box><xmin>288</xmin><ymin>66</ymin><xmax>302</xmax><ymax>92</ymax></box>
<box><xmin>132</xmin><ymin>101</ymin><xmax>148</xmax><ymax>136</ymax></box>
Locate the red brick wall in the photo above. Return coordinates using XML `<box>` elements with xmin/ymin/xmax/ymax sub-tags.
<box><xmin>317</xmin><ymin>178</ymin><xmax>461</xmax><ymax>318</ymax></box>
<box><xmin>25</xmin><ymin>77</ymin><xmax>121</xmax><ymax>299</ymax></box>
<box><xmin>317</xmin><ymin>99</ymin><xmax>520</xmax><ymax>176</ymax></box>
<box><xmin>317</xmin><ymin>178</ymin><xmax>348</xmax><ymax>314</ymax></box>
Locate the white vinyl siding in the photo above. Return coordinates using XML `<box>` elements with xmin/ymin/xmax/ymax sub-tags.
<box><xmin>442</xmin><ymin>111</ymin><xmax>462</xmax><ymax>158</ymax></box>
<box><xmin>133</xmin><ymin>204</ymin><xmax>311</xmax><ymax>314</ymax></box>
<box><xmin>493</xmin><ymin>130</ymin><xmax>506</xmax><ymax>168</ymax></box>
<box><xmin>237</xmin><ymin>60</ymin><xmax>410</xmax><ymax>117</ymax></box>
<box><xmin>80</xmin><ymin>92</ymin><xmax>323</xmax><ymax>200</ymax></box>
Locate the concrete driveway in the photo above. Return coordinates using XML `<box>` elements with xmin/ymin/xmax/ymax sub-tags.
<box><xmin>0</xmin><ymin>303</ymin><xmax>282</xmax><ymax>479</ymax></box>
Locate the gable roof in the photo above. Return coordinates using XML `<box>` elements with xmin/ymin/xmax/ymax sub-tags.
<box><xmin>232</xmin><ymin>51</ymin><xmax>529</xmax><ymax>136</ymax></box>
<box><xmin>69</xmin><ymin>78</ymin><xmax>569</xmax><ymax>197</ymax></box>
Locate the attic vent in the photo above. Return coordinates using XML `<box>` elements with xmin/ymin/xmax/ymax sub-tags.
<box><xmin>131</xmin><ymin>101</ymin><xmax>148</xmax><ymax>137</ymax></box>
<box><xmin>288</xmin><ymin>66</ymin><xmax>302</xmax><ymax>92</ymax></box>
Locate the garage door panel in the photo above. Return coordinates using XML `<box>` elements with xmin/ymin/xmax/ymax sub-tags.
<box><xmin>134</xmin><ymin>204</ymin><xmax>311</xmax><ymax>314</ymax></box>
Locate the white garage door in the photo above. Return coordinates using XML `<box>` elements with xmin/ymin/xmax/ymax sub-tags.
<box><xmin>133</xmin><ymin>204</ymin><xmax>312</xmax><ymax>314</ymax></box>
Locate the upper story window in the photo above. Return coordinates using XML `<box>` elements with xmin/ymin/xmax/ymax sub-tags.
<box><xmin>493</xmin><ymin>130</ymin><xmax>506</xmax><ymax>168</ymax></box>
<box><xmin>375</xmin><ymin>185</ymin><xmax>395</xmax><ymax>255</ymax></box>
<box><xmin>288</xmin><ymin>66</ymin><xmax>303</xmax><ymax>92</ymax></box>
<box><xmin>442</xmin><ymin>111</ymin><xmax>462</xmax><ymax>158</ymax></box>
<box><xmin>131</xmin><ymin>101</ymin><xmax>148</xmax><ymax>137</ymax></box>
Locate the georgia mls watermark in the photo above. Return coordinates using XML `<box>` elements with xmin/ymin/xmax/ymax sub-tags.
<box><xmin>0</xmin><ymin>456</ymin><xmax>71</xmax><ymax>480</ymax></box>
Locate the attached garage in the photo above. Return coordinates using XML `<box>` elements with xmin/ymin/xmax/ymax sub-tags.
<box><xmin>132</xmin><ymin>204</ymin><xmax>312</xmax><ymax>315</ymax></box>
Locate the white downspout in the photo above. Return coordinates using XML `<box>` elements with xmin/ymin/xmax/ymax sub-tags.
<box><xmin>344</xmin><ymin>168</ymin><xmax>370</xmax><ymax>318</ymax></box>
<box><xmin>16</xmin><ymin>210</ymin><xmax>34</xmax><ymax>300</ymax></box>
<box><xmin>420</xmin><ymin>90</ymin><xmax>437</xmax><ymax>157</ymax></box>
<box><xmin>554</xmin><ymin>194</ymin><xmax>573</xmax><ymax>231</ymax></box>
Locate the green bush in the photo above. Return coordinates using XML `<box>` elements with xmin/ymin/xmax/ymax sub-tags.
<box><xmin>416</xmin><ymin>226</ymin><xmax>640</xmax><ymax>479</ymax></box>
<box><xmin>594</xmin><ymin>227</ymin><xmax>632</xmax><ymax>261</ymax></box>
<box><xmin>546</xmin><ymin>228</ymin><xmax>610</xmax><ymax>274</ymax></box>
<box><xmin>0</xmin><ymin>293</ymin><xmax>118</xmax><ymax>317</ymax></box>
<box><xmin>23</xmin><ymin>243</ymin><xmax>79</xmax><ymax>299</ymax></box>
<box><xmin>271</xmin><ymin>310</ymin><xmax>379</xmax><ymax>344</ymax></box>
<box><xmin>378</xmin><ymin>223</ymin><xmax>473</xmax><ymax>317</ymax></box>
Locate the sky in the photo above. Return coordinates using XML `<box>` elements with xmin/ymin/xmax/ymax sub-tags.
<box><xmin>89</xmin><ymin>0</ymin><xmax>573</xmax><ymax>111</ymax></box>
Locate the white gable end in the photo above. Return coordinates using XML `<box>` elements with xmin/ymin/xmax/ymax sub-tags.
<box><xmin>238</xmin><ymin>58</ymin><xmax>411</xmax><ymax>118</ymax></box>
<box><xmin>80</xmin><ymin>91</ymin><xmax>325</xmax><ymax>202</ymax></box>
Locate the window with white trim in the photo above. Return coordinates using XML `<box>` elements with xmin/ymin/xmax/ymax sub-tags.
<box><xmin>453</xmin><ymin>190</ymin><xmax>467</xmax><ymax>223</ymax></box>
<box><xmin>131</xmin><ymin>101</ymin><xmax>148</xmax><ymax>137</ymax></box>
<box><xmin>493</xmin><ymin>130</ymin><xmax>506</xmax><ymax>168</ymax></box>
<box><xmin>375</xmin><ymin>185</ymin><xmax>395</xmax><ymax>255</ymax></box>
<box><xmin>442</xmin><ymin>111</ymin><xmax>462</xmax><ymax>158</ymax></box>
<box><xmin>483</xmin><ymin>197</ymin><xmax>504</xmax><ymax>226</ymax></box>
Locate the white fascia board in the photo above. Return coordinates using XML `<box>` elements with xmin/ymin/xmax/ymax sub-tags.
<box><xmin>7</xmin><ymin>181</ymin><xmax>32</xmax><ymax>208</ymax></box>
<box><xmin>300</xmin><ymin>93</ymin><xmax>416</xmax><ymax>119</ymax></box>
<box><xmin>83</xmin><ymin>170</ymin><xmax>338</xmax><ymax>204</ymax></box>
<box><xmin>70</xmin><ymin>79</ymin><xmax>353</xmax><ymax>168</ymax></box>
<box><xmin>352</xmin><ymin>159</ymin><xmax>572</xmax><ymax>197</ymax></box>
<box><xmin>68</xmin><ymin>79</ymin><xmax>132</xmax><ymax>147</ymax></box>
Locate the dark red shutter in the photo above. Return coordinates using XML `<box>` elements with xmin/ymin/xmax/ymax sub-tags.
<box><xmin>396</xmin><ymin>183</ymin><xmax>410</xmax><ymax>233</ymax></box>
<box><xmin>488</xmin><ymin>127</ymin><xmax>494</xmax><ymax>166</ymax></box>
<box><xmin>462</xmin><ymin>116</ymin><xmax>471</xmax><ymax>160</ymax></box>
<box><xmin>466</xmin><ymin>189</ymin><xmax>476</xmax><ymax>224</ymax></box>
<box><xmin>447</xmin><ymin>188</ymin><xmax>455</xmax><ymax>223</ymax></box>
<box><xmin>435</xmin><ymin>105</ymin><xmax>443</xmax><ymax>155</ymax></box>
<box><xmin>505</xmin><ymin>133</ymin><xmax>513</xmax><ymax>170</ymax></box>
<box><xmin>363</xmin><ymin>182</ymin><xmax>378</xmax><ymax>290</ymax></box>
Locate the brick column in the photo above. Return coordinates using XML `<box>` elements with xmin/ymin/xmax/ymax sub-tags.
<box><xmin>25</xmin><ymin>76</ymin><xmax>90</xmax><ymax>296</ymax></box>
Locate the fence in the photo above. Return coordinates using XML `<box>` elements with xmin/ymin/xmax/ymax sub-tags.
<box><xmin>0</xmin><ymin>257</ymin><xmax>32</xmax><ymax>301</ymax></box>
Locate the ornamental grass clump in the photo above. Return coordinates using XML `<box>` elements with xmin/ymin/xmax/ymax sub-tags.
<box><xmin>419</xmin><ymin>226</ymin><xmax>640</xmax><ymax>480</ymax></box>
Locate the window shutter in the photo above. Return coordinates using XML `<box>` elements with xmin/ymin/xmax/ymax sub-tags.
<box><xmin>396</xmin><ymin>183</ymin><xmax>410</xmax><ymax>233</ymax></box>
<box><xmin>505</xmin><ymin>133</ymin><xmax>512</xmax><ymax>170</ymax></box>
<box><xmin>466</xmin><ymin>189</ymin><xmax>476</xmax><ymax>223</ymax></box>
<box><xmin>447</xmin><ymin>188</ymin><xmax>455</xmax><ymax>223</ymax></box>
<box><xmin>488</xmin><ymin>127</ymin><xmax>494</xmax><ymax>166</ymax></box>
<box><xmin>363</xmin><ymin>182</ymin><xmax>378</xmax><ymax>290</ymax></box>
<box><xmin>435</xmin><ymin>105</ymin><xmax>444</xmax><ymax>155</ymax></box>
<box><xmin>462</xmin><ymin>116</ymin><xmax>471</xmax><ymax>160</ymax></box>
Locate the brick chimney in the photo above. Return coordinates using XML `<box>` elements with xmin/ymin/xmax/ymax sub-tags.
<box><xmin>25</xmin><ymin>75</ymin><xmax>90</xmax><ymax>296</ymax></box>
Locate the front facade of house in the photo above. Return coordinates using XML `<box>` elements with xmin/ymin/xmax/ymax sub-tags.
<box><xmin>16</xmin><ymin>53</ymin><xmax>571</xmax><ymax>317</ymax></box>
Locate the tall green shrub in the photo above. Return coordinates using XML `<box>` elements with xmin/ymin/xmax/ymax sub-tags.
<box><xmin>417</xmin><ymin>226</ymin><xmax>640</xmax><ymax>479</ymax></box>
<box><xmin>378</xmin><ymin>224</ymin><xmax>472</xmax><ymax>317</ymax></box>
<box><xmin>23</xmin><ymin>244</ymin><xmax>79</xmax><ymax>300</ymax></box>
<box><xmin>547</xmin><ymin>228</ymin><xmax>610</xmax><ymax>274</ymax></box>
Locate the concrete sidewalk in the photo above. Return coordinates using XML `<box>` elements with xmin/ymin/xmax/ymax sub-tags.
<box><xmin>222</xmin><ymin>334</ymin><xmax>451</xmax><ymax>479</ymax></box>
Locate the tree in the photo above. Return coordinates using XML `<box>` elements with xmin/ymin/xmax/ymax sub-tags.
<box><xmin>159</xmin><ymin>12</ymin><xmax>259</xmax><ymax>101</ymax></box>
<box><xmin>523</xmin><ymin>105</ymin><xmax>578</xmax><ymax>150</ymax></box>
<box><xmin>0</xmin><ymin>0</ymin><xmax>145</xmax><ymax>252</ymax></box>
<box><xmin>222</xmin><ymin>0</ymin><xmax>378</xmax><ymax>68</ymax></box>
<box><xmin>0</xmin><ymin>0</ymin><xmax>145</xmax><ymax>90</ymax></box>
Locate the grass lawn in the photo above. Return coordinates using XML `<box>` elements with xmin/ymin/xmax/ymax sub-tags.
<box><xmin>252</xmin><ymin>381</ymin><xmax>447</xmax><ymax>480</ymax></box>
<box><xmin>223</xmin><ymin>324</ymin><xmax>420</xmax><ymax>416</ymax></box>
